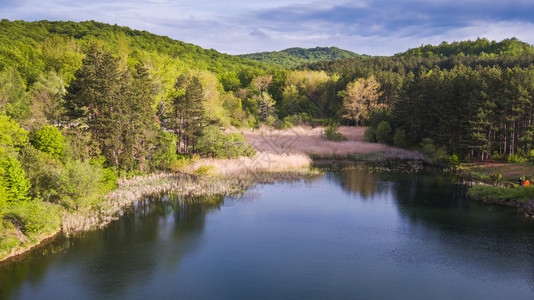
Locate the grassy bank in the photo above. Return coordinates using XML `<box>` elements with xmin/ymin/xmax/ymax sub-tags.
<box><xmin>456</xmin><ymin>161</ymin><xmax>534</xmax><ymax>215</ymax></box>
<box><xmin>468</xmin><ymin>185</ymin><xmax>534</xmax><ymax>215</ymax></box>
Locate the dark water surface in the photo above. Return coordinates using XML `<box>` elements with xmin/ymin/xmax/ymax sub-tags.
<box><xmin>2</xmin><ymin>167</ymin><xmax>534</xmax><ymax>299</ymax></box>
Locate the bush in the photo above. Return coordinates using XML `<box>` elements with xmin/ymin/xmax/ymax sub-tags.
<box><xmin>195</xmin><ymin>165</ymin><xmax>215</xmax><ymax>176</ymax></box>
<box><xmin>449</xmin><ymin>154</ymin><xmax>460</xmax><ymax>166</ymax></box>
<box><xmin>20</xmin><ymin>201</ymin><xmax>60</xmax><ymax>234</ymax></box>
<box><xmin>393</xmin><ymin>128</ymin><xmax>407</xmax><ymax>148</ymax></box>
<box><xmin>265</xmin><ymin>115</ymin><xmax>277</xmax><ymax>127</ymax></box>
<box><xmin>322</xmin><ymin>124</ymin><xmax>347</xmax><ymax>141</ymax></box>
<box><xmin>364</xmin><ymin>127</ymin><xmax>376</xmax><ymax>142</ymax></box>
<box><xmin>197</xmin><ymin>125</ymin><xmax>256</xmax><ymax>158</ymax></box>
<box><xmin>420</xmin><ymin>138</ymin><xmax>448</xmax><ymax>164</ymax></box>
<box><xmin>375</xmin><ymin>121</ymin><xmax>392</xmax><ymax>144</ymax></box>
<box><xmin>56</xmin><ymin>160</ymin><xmax>105</xmax><ymax>210</ymax></box>
<box><xmin>508</xmin><ymin>153</ymin><xmax>526</xmax><ymax>163</ymax></box>
<box><xmin>31</xmin><ymin>125</ymin><xmax>66</xmax><ymax>158</ymax></box>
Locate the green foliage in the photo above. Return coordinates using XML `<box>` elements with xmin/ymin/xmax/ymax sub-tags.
<box><xmin>399</xmin><ymin>38</ymin><xmax>534</xmax><ymax>58</ymax></box>
<box><xmin>196</xmin><ymin>125</ymin><xmax>256</xmax><ymax>158</ymax></box>
<box><xmin>8</xmin><ymin>201</ymin><xmax>61</xmax><ymax>234</ymax></box>
<box><xmin>0</xmin><ymin>154</ymin><xmax>30</xmax><ymax>204</ymax></box>
<box><xmin>449</xmin><ymin>154</ymin><xmax>460</xmax><ymax>166</ymax></box>
<box><xmin>468</xmin><ymin>185</ymin><xmax>534</xmax><ymax>204</ymax></box>
<box><xmin>0</xmin><ymin>176</ymin><xmax>8</xmax><ymax>217</ymax></box>
<box><xmin>239</xmin><ymin>47</ymin><xmax>364</xmax><ymax>68</ymax></box>
<box><xmin>56</xmin><ymin>160</ymin><xmax>105</xmax><ymax>210</ymax></box>
<box><xmin>194</xmin><ymin>165</ymin><xmax>215</xmax><ymax>176</ymax></box>
<box><xmin>375</xmin><ymin>121</ymin><xmax>392</xmax><ymax>144</ymax></box>
<box><xmin>393</xmin><ymin>128</ymin><xmax>407</xmax><ymax>148</ymax></box>
<box><xmin>322</xmin><ymin>124</ymin><xmax>347</xmax><ymax>141</ymax></box>
<box><xmin>152</xmin><ymin>131</ymin><xmax>178</xmax><ymax>171</ymax></box>
<box><xmin>489</xmin><ymin>172</ymin><xmax>503</xmax><ymax>186</ymax></box>
<box><xmin>0</xmin><ymin>112</ymin><xmax>29</xmax><ymax>149</ymax></box>
<box><xmin>507</xmin><ymin>153</ymin><xmax>527</xmax><ymax>163</ymax></box>
<box><xmin>364</xmin><ymin>127</ymin><xmax>376</xmax><ymax>143</ymax></box>
<box><xmin>420</xmin><ymin>138</ymin><xmax>448</xmax><ymax>164</ymax></box>
<box><xmin>18</xmin><ymin>144</ymin><xmax>61</xmax><ymax>201</ymax></box>
<box><xmin>31</xmin><ymin>125</ymin><xmax>66</xmax><ymax>158</ymax></box>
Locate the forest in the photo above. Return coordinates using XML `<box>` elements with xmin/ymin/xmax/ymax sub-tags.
<box><xmin>238</xmin><ymin>46</ymin><xmax>364</xmax><ymax>68</ymax></box>
<box><xmin>2</xmin><ymin>19</ymin><xmax>534</xmax><ymax>254</ymax></box>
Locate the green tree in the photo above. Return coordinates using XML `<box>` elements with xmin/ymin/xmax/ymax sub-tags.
<box><xmin>375</xmin><ymin>121</ymin><xmax>392</xmax><ymax>144</ymax></box>
<box><xmin>31</xmin><ymin>125</ymin><xmax>66</xmax><ymax>158</ymax></box>
<box><xmin>0</xmin><ymin>154</ymin><xmax>31</xmax><ymax>204</ymax></box>
<box><xmin>167</xmin><ymin>74</ymin><xmax>206</xmax><ymax>153</ymax></box>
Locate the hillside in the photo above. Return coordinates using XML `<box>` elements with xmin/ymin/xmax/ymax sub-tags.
<box><xmin>397</xmin><ymin>37</ymin><xmax>534</xmax><ymax>57</ymax></box>
<box><xmin>0</xmin><ymin>19</ymin><xmax>272</xmax><ymax>87</ymax></box>
<box><xmin>238</xmin><ymin>46</ymin><xmax>365</xmax><ymax>68</ymax></box>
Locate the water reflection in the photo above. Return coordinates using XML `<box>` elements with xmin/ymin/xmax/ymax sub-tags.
<box><xmin>0</xmin><ymin>194</ymin><xmax>225</xmax><ymax>300</ymax></box>
<box><xmin>333</xmin><ymin>166</ymin><xmax>534</xmax><ymax>291</ymax></box>
<box><xmin>2</xmin><ymin>168</ymin><xmax>534</xmax><ymax>299</ymax></box>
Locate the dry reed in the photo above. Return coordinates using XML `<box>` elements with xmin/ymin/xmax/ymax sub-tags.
<box><xmin>233</xmin><ymin>126</ymin><xmax>417</xmax><ymax>157</ymax></box>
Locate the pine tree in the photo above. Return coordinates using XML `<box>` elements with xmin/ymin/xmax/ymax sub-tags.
<box><xmin>168</xmin><ymin>74</ymin><xmax>205</xmax><ymax>153</ymax></box>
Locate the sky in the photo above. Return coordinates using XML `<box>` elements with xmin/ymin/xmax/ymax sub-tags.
<box><xmin>2</xmin><ymin>0</ymin><xmax>534</xmax><ymax>56</ymax></box>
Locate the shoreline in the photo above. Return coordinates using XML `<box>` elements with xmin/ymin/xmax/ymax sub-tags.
<box><xmin>0</xmin><ymin>152</ymin><xmax>317</xmax><ymax>263</ymax></box>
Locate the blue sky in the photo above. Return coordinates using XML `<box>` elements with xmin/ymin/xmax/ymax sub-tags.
<box><xmin>3</xmin><ymin>0</ymin><xmax>534</xmax><ymax>55</ymax></box>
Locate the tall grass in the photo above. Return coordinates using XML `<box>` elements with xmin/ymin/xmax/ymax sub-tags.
<box><xmin>236</xmin><ymin>126</ymin><xmax>422</xmax><ymax>158</ymax></box>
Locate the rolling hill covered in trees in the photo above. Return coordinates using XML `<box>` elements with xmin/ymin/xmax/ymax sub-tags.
<box><xmin>238</xmin><ymin>46</ymin><xmax>365</xmax><ymax>68</ymax></box>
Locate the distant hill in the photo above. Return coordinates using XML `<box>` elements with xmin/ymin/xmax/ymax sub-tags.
<box><xmin>238</xmin><ymin>47</ymin><xmax>365</xmax><ymax>68</ymax></box>
<box><xmin>0</xmin><ymin>19</ymin><xmax>272</xmax><ymax>86</ymax></box>
<box><xmin>397</xmin><ymin>38</ymin><xmax>534</xmax><ymax>57</ymax></box>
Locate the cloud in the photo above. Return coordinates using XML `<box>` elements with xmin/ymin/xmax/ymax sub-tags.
<box><xmin>249</xmin><ymin>29</ymin><xmax>269</xmax><ymax>39</ymax></box>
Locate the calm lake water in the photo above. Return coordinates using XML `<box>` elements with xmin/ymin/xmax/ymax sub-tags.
<box><xmin>2</xmin><ymin>167</ymin><xmax>534</xmax><ymax>299</ymax></box>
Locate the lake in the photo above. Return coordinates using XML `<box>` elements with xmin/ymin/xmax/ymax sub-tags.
<box><xmin>2</xmin><ymin>167</ymin><xmax>534</xmax><ymax>299</ymax></box>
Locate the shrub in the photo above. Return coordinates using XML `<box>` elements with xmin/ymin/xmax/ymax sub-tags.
<box><xmin>31</xmin><ymin>125</ymin><xmax>66</xmax><ymax>158</ymax></box>
<box><xmin>508</xmin><ymin>153</ymin><xmax>526</xmax><ymax>163</ymax></box>
<box><xmin>195</xmin><ymin>165</ymin><xmax>215</xmax><ymax>176</ymax></box>
<box><xmin>19</xmin><ymin>201</ymin><xmax>60</xmax><ymax>234</ymax></box>
<box><xmin>449</xmin><ymin>154</ymin><xmax>460</xmax><ymax>166</ymax></box>
<box><xmin>364</xmin><ymin>127</ymin><xmax>376</xmax><ymax>142</ymax></box>
<box><xmin>375</xmin><ymin>121</ymin><xmax>392</xmax><ymax>144</ymax></box>
<box><xmin>197</xmin><ymin>125</ymin><xmax>256</xmax><ymax>158</ymax></box>
<box><xmin>56</xmin><ymin>160</ymin><xmax>105</xmax><ymax>210</ymax></box>
<box><xmin>322</xmin><ymin>124</ymin><xmax>347</xmax><ymax>141</ymax></box>
<box><xmin>489</xmin><ymin>172</ymin><xmax>503</xmax><ymax>186</ymax></box>
<box><xmin>420</xmin><ymin>138</ymin><xmax>448</xmax><ymax>164</ymax></box>
<box><xmin>393</xmin><ymin>128</ymin><xmax>407</xmax><ymax>148</ymax></box>
<box><xmin>266</xmin><ymin>115</ymin><xmax>277</xmax><ymax>127</ymax></box>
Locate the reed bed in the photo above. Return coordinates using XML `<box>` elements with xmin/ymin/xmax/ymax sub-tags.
<box><xmin>62</xmin><ymin>152</ymin><xmax>317</xmax><ymax>234</ymax></box>
<box><xmin>236</xmin><ymin>126</ymin><xmax>406</xmax><ymax>156</ymax></box>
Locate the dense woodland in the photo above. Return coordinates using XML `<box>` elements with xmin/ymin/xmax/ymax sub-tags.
<box><xmin>2</xmin><ymin>19</ymin><xmax>534</xmax><ymax>248</ymax></box>
<box><xmin>238</xmin><ymin>47</ymin><xmax>364</xmax><ymax>68</ymax></box>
